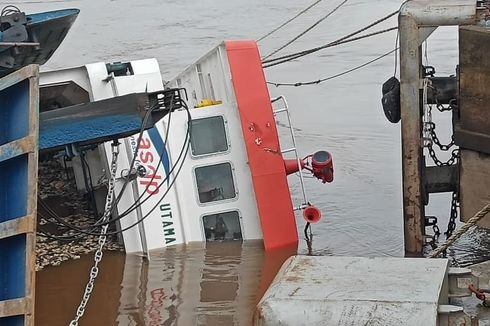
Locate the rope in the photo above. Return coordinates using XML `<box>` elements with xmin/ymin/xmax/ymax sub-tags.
<box><xmin>262</xmin><ymin>0</ymin><xmax>348</xmax><ymax>60</ymax></box>
<box><xmin>429</xmin><ymin>203</ymin><xmax>490</xmax><ymax>258</ymax></box>
<box><xmin>257</xmin><ymin>0</ymin><xmax>326</xmax><ymax>42</ymax></box>
<box><xmin>262</xmin><ymin>9</ymin><xmax>399</xmax><ymax>67</ymax></box>
<box><xmin>267</xmin><ymin>47</ymin><xmax>397</xmax><ymax>87</ymax></box>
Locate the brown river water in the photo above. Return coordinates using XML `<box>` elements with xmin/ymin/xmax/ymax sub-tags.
<box><xmin>36</xmin><ymin>242</ymin><xmax>296</xmax><ymax>325</ymax></box>
<box><xmin>6</xmin><ymin>0</ymin><xmax>489</xmax><ymax>324</ymax></box>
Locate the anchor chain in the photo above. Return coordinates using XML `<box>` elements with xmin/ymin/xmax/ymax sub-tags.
<box><xmin>424</xmin><ymin>216</ymin><xmax>441</xmax><ymax>249</ymax></box>
<box><xmin>425</xmin><ymin>104</ymin><xmax>460</xmax><ymax>167</ymax></box>
<box><xmin>422</xmin><ymin>73</ymin><xmax>461</xmax><ymax>248</ymax></box>
<box><xmin>445</xmin><ymin>191</ymin><xmax>460</xmax><ymax>239</ymax></box>
<box><xmin>424</xmin><ymin>101</ymin><xmax>460</xmax><ymax>241</ymax></box>
<box><xmin>69</xmin><ymin>141</ymin><xmax>119</xmax><ymax>326</ymax></box>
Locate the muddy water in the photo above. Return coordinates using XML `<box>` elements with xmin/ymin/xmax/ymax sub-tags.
<box><xmin>36</xmin><ymin>242</ymin><xmax>295</xmax><ymax>325</ymax></box>
<box><xmin>12</xmin><ymin>0</ymin><xmax>487</xmax><ymax>324</ymax></box>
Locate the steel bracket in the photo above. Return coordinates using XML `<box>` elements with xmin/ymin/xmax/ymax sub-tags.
<box><xmin>422</xmin><ymin>160</ymin><xmax>459</xmax><ymax>205</ymax></box>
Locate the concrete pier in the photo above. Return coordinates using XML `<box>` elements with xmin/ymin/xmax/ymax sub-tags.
<box><xmin>255</xmin><ymin>256</ymin><xmax>490</xmax><ymax>325</ymax></box>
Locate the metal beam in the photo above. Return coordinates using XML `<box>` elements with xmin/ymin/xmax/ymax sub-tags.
<box><xmin>423</xmin><ymin>165</ymin><xmax>459</xmax><ymax>203</ymax></box>
<box><xmin>0</xmin><ymin>215</ymin><xmax>35</xmax><ymax>240</ymax></box>
<box><xmin>454</xmin><ymin>128</ymin><xmax>490</xmax><ymax>154</ymax></box>
<box><xmin>39</xmin><ymin>91</ymin><xmax>171</xmax><ymax>151</ymax></box>
<box><xmin>399</xmin><ymin>13</ymin><xmax>425</xmax><ymax>256</ymax></box>
<box><xmin>400</xmin><ymin>0</ymin><xmax>479</xmax><ymax>26</ymax></box>
<box><xmin>426</xmin><ymin>77</ymin><xmax>457</xmax><ymax>105</ymax></box>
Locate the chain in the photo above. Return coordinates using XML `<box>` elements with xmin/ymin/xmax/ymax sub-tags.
<box><xmin>69</xmin><ymin>141</ymin><xmax>119</xmax><ymax>326</ymax></box>
<box><xmin>421</xmin><ymin>72</ymin><xmax>461</xmax><ymax>248</ymax></box>
<box><xmin>435</xmin><ymin>98</ymin><xmax>457</xmax><ymax>112</ymax></box>
<box><xmin>428</xmin><ymin>122</ymin><xmax>454</xmax><ymax>151</ymax></box>
<box><xmin>304</xmin><ymin>222</ymin><xmax>313</xmax><ymax>256</ymax></box>
<box><xmin>424</xmin><ymin>101</ymin><xmax>460</xmax><ymax>167</ymax></box>
<box><xmin>424</xmin><ymin>216</ymin><xmax>440</xmax><ymax>249</ymax></box>
<box><xmin>444</xmin><ymin>191</ymin><xmax>460</xmax><ymax>239</ymax></box>
<box><xmin>427</xmin><ymin>145</ymin><xmax>460</xmax><ymax>167</ymax></box>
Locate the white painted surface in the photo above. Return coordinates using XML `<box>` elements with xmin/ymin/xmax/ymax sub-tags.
<box><xmin>40</xmin><ymin>49</ymin><xmax>265</xmax><ymax>253</ymax></box>
<box><xmin>255</xmin><ymin>256</ymin><xmax>451</xmax><ymax>325</ymax></box>
<box><xmin>166</xmin><ymin>43</ymin><xmax>262</xmax><ymax>243</ymax></box>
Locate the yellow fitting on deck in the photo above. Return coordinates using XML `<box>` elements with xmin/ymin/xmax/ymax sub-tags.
<box><xmin>197</xmin><ymin>99</ymin><xmax>223</xmax><ymax>108</ymax></box>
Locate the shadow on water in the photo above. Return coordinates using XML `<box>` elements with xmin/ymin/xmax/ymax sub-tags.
<box><xmin>36</xmin><ymin>241</ymin><xmax>296</xmax><ymax>325</ymax></box>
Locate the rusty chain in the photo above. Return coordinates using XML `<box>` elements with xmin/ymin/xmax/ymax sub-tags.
<box><xmin>424</xmin><ymin>216</ymin><xmax>441</xmax><ymax>249</ymax></box>
<box><xmin>444</xmin><ymin>191</ymin><xmax>460</xmax><ymax>239</ymax></box>
<box><xmin>424</xmin><ymin>101</ymin><xmax>460</xmax><ymax>242</ymax></box>
<box><xmin>425</xmin><ymin>104</ymin><xmax>460</xmax><ymax>167</ymax></box>
<box><xmin>422</xmin><ymin>71</ymin><xmax>461</xmax><ymax>249</ymax></box>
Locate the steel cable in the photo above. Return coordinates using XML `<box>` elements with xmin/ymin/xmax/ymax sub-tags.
<box><xmin>262</xmin><ymin>0</ymin><xmax>348</xmax><ymax>60</ymax></box>
<box><xmin>267</xmin><ymin>47</ymin><xmax>397</xmax><ymax>87</ymax></box>
<box><xmin>257</xmin><ymin>0</ymin><xmax>326</xmax><ymax>42</ymax></box>
<box><xmin>262</xmin><ymin>10</ymin><xmax>399</xmax><ymax>67</ymax></box>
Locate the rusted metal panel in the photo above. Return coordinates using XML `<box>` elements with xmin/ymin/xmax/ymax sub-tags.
<box><xmin>460</xmin><ymin>150</ymin><xmax>490</xmax><ymax>228</ymax></box>
<box><xmin>457</xmin><ymin>25</ymin><xmax>490</xmax><ymax>229</ymax></box>
<box><xmin>0</xmin><ymin>216</ymin><xmax>35</xmax><ymax>240</ymax></box>
<box><xmin>454</xmin><ymin>128</ymin><xmax>490</xmax><ymax>154</ymax></box>
<box><xmin>0</xmin><ymin>298</ymin><xmax>27</xmax><ymax>318</ymax></box>
<box><xmin>456</xmin><ymin>26</ymin><xmax>490</xmax><ymax>155</ymax></box>
<box><xmin>458</xmin><ymin>26</ymin><xmax>490</xmax><ymax>134</ymax></box>
<box><xmin>254</xmin><ymin>256</ymin><xmax>451</xmax><ymax>325</ymax></box>
<box><xmin>0</xmin><ymin>65</ymin><xmax>38</xmax><ymax>92</ymax></box>
<box><xmin>0</xmin><ymin>136</ymin><xmax>35</xmax><ymax>163</ymax></box>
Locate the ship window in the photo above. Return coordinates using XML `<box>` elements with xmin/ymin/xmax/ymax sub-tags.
<box><xmin>195</xmin><ymin>162</ymin><xmax>236</xmax><ymax>203</ymax></box>
<box><xmin>190</xmin><ymin>116</ymin><xmax>228</xmax><ymax>156</ymax></box>
<box><xmin>203</xmin><ymin>211</ymin><xmax>242</xmax><ymax>241</ymax></box>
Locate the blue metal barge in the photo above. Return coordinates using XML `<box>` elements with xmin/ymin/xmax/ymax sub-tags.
<box><xmin>0</xmin><ymin>65</ymin><xmax>39</xmax><ymax>326</ymax></box>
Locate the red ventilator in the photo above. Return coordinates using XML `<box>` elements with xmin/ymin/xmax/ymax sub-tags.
<box><xmin>283</xmin><ymin>150</ymin><xmax>334</xmax><ymax>184</ymax></box>
<box><xmin>310</xmin><ymin>151</ymin><xmax>333</xmax><ymax>183</ymax></box>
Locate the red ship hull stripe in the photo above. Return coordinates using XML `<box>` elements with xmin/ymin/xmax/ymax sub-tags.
<box><xmin>225</xmin><ymin>41</ymin><xmax>298</xmax><ymax>250</ymax></box>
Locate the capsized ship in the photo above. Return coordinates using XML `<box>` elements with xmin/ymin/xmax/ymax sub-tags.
<box><xmin>38</xmin><ymin>41</ymin><xmax>334</xmax><ymax>253</ymax></box>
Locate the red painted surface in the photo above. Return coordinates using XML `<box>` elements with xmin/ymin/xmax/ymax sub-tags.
<box><xmin>225</xmin><ymin>41</ymin><xmax>298</xmax><ymax>250</ymax></box>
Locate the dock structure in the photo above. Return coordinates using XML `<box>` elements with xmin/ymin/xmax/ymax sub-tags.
<box><xmin>0</xmin><ymin>65</ymin><xmax>39</xmax><ymax>326</ymax></box>
<box><xmin>398</xmin><ymin>0</ymin><xmax>490</xmax><ymax>256</ymax></box>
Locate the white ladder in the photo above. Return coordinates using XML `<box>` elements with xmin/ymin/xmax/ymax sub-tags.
<box><xmin>271</xmin><ymin>95</ymin><xmax>309</xmax><ymax>211</ymax></box>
